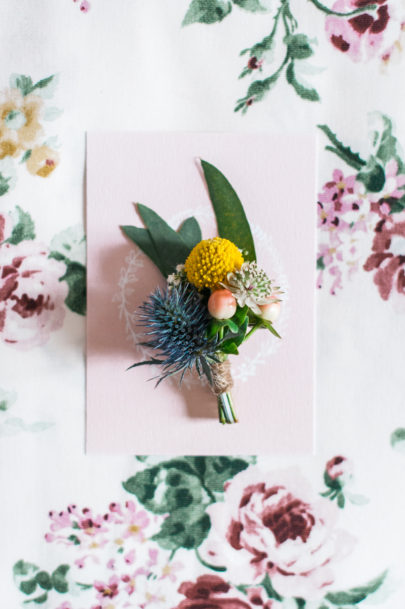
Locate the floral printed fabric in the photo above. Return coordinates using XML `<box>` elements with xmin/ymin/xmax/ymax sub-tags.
<box><xmin>1</xmin><ymin>1</ymin><xmax>405</xmax><ymax>608</ymax></box>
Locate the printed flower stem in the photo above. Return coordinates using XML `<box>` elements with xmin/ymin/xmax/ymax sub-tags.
<box><xmin>307</xmin><ymin>0</ymin><xmax>377</xmax><ymax>17</ymax></box>
<box><xmin>195</xmin><ymin>547</ymin><xmax>227</xmax><ymax>572</ymax></box>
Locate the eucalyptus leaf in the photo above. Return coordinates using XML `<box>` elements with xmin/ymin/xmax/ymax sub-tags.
<box><xmin>178</xmin><ymin>217</ymin><xmax>202</xmax><ymax>250</ymax></box>
<box><xmin>137</xmin><ymin>204</ymin><xmax>193</xmax><ymax>276</ymax></box>
<box><xmin>201</xmin><ymin>160</ymin><xmax>256</xmax><ymax>261</ymax></box>
<box><xmin>121</xmin><ymin>225</ymin><xmax>163</xmax><ymax>272</ymax></box>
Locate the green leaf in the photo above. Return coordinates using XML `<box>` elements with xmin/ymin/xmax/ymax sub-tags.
<box><xmin>325</xmin><ymin>570</ymin><xmax>387</xmax><ymax>605</ymax></box>
<box><xmin>51</xmin><ymin>565</ymin><xmax>70</xmax><ymax>594</ymax></box>
<box><xmin>58</xmin><ymin>260</ymin><xmax>86</xmax><ymax>316</ymax></box>
<box><xmin>286</xmin><ymin>62</ymin><xmax>319</xmax><ymax>102</ymax></box>
<box><xmin>178</xmin><ymin>217</ymin><xmax>202</xmax><ymax>250</ymax></box>
<box><xmin>221</xmin><ymin>340</ymin><xmax>239</xmax><ymax>354</ymax></box>
<box><xmin>285</xmin><ymin>34</ymin><xmax>313</xmax><ymax>59</ymax></box>
<box><xmin>182</xmin><ymin>0</ymin><xmax>232</xmax><ymax>25</ymax></box>
<box><xmin>35</xmin><ymin>572</ymin><xmax>52</xmax><ymax>591</ymax></box>
<box><xmin>137</xmin><ymin>204</ymin><xmax>192</xmax><ymax>277</ymax></box>
<box><xmin>233</xmin><ymin>0</ymin><xmax>266</xmax><ymax>11</ymax></box>
<box><xmin>32</xmin><ymin>75</ymin><xmax>54</xmax><ymax>91</ymax></box>
<box><xmin>24</xmin><ymin>592</ymin><xmax>48</xmax><ymax>604</ymax></box>
<box><xmin>317</xmin><ymin>256</ymin><xmax>325</xmax><ymax>270</ymax></box>
<box><xmin>13</xmin><ymin>561</ymin><xmax>39</xmax><ymax>578</ymax></box>
<box><xmin>318</xmin><ymin>125</ymin><xmax>367</xmax><ymax>171</ymax></box>
<box><xmin>324</xmin><ymin>470</ymin><xmax>343</xmax><ymax>491</ymax></box>
<box><xmin>0</xmin><ymin>172</ymin><xmax>11</xmax><ymax>196</ymax></box>
<box><xmin>20</xmin><ymin>150</ymin><xmax>32</xmax><ymax>163</ymax></box>
<box><xmin>121</xmin><ymin>225</ymin><xmax>163</xmax><ymax>272</ymax></box>
<box><xmin>258</xmin><ymin>318</ymin><xmax>281</xmax><ymax>338</ymax></box>
<box><xmin>20</xmin><ymin>579</ymin><xmax>38</xmax><ymax>595</ymax></box>
<box><xmin>337</xmin><ymin>492</ymin><xmax>345</xmax><ymax>509</ymax></box>
<box><xmin>201</xmin><ymin>160</ymin><xmax>256</xmax><ymax>261</ymax></box>
<box><xmin>387</xmin><ymin>195</ymin><xmax>405</xmax><ymax>214</ymax></box>
<box><xmin>374</xmin><ymin>114</ymin><xmax>400</xmax><ymax>166</ymax></box>
<box><xmin>232</xmin><ymin>305</ymin><xmax>248</xmax><ymax>326</ymax></box>
<box><xmin>390</xmin><ymin>427</ymin><xmax>405</xmax><ymax>452</ymax></box>
<box><xmin>152</xmin><ymin>507</ymin><xmax>210</xmax><ymax>550</ymax></box>
<box><xmin>13</xmin><ymin>74</ymin><xmax>34</xmax><ymax>96</ymax></box>
<box><xmin>5</xmin><ymin>206</ymin><xmax>35</xmax><ymax>244</ymax></box>
<box><xmin>197</xmin><ymin>456</ymin><xmax>251</xmax><ymax>492</ymax></box>
<box><xmin>357</xmin><ymin>158</ymin><xmax>385</xmax><ymax>193</ymax></box>
<box><xmin>207</xmin><ymin>319</ymin><xmax>223</xmax><ymax>339</ymax></box>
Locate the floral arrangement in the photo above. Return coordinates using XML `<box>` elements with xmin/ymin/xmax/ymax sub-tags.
<box><xmin>121</xmin><ymin>160</ymin><xmax>283</xmax><ymax>423</ymax></box>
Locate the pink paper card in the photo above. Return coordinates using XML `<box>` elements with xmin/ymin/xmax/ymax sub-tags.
<box><xmin>86</xmin><ymin>132</ymin><xmax>316</xmax><ymax>454</ymax></box>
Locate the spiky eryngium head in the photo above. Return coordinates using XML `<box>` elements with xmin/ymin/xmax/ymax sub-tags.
<box><xmin>137</xmin><ymin>283</ymin><xmax>218</xmax><ymax>383</ymax></box>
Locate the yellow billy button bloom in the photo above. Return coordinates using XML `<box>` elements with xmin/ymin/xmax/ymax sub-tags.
<box><xmin>184</xmin><ymin>237</ymin><xmax>244</xmax><ymax>290</ymax></box>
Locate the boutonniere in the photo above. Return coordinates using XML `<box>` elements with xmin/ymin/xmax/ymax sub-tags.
<box><xmin>121</xmin><ymin>161</ymin><xmax>283</xmax><ymax>423</ymax></box>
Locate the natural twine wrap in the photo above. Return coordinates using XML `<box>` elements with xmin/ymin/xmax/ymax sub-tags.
<box><xmin>211</xmin><ymin>359</ymin><xmax>234</xmax><ymax>395</ymax></box>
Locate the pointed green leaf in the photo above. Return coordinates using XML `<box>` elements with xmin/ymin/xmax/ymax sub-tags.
<box><xmin>201</xmin><ymin>160</ymin><xmax>256</xmax><ymax>261</ymax></box>
<box><xmin>357</xmin><ymin>158</ymin><xmax>385</xmax><ymax>193</ymax></box>
<box><xmin>58</xmin><ymin>260</ymin><xmax>86</xmax><ymax>316</ymax></box>
<box><xmin>0</xmin><ymin>172</ymin><xmax>11</xmax><ymax>196</ymax></box>
<box><xmin>121</xmin><ymin>225</ymin><xmax>163</xmax><ymax>272</ymax></box>
<box><xmin>50</xmin><ymin>565</ymin><xmax>70</xmax><ymax>593</ymax></box>
<box><xmin>325</xmin><ymin>570</ymin><xmax>387</xmax><ymax>605</ymax></box>
<box><xmin>259</xmin><ymin>318</ymin><xmax>281</xmax><ymax>338</ymax></box>
<box><xmin>20</xmin><ymin>579</ymin><xmax>38</xmax><ymax>595</ymax></box>
<box><xmin>232</xmin><ymin>305</ymin><xmax>248</xmax><ymax>326</ymax></box>
<box><xmin>390</xmin><ymin>427</ymin><xmax>405</xmax><ymax>452</ymax></box>
<box><xmin>24</xmin><ymin>592</ymin><xmax>48</xmax><ymax>604</ymax></box>
<box><xmin>221</xmin><ymin>340</ymin><xmax>239</xmax><ymax>354</ymax></box>
<box><xmin>178</xmin><ymin>217</ymin><xmax>202</xmax><ymax>250</ymax></box>
<box><xmin>286</xmin><ymin>61</ymin><xmax>319</xmax><ymax>102</ymax></box>
<box><xmin>318</xmin><ymin>124</ymin><xmax>367</xmax><ymax>171</ymax></box>
<box><xmin>5</xmin><ymin>206</ymin><xmax>35</xmax><ymax>244</ymax></box>
<box><xmin>137</xmin><ymin>204</ymin><xmax>192</xmax><ymax>276</ymax></box>
<box><xmin>13</xmin><ymin>561</ymin><xmax>39</xmax><ymax>578</ymax></box>
<box><xmin>232</xmin><ymin>0</ymin><xmax>266</xmax><ymax>12</ymax></box>
<box><xmin>182</xmin><ymin>0</ymin><xmax>232</xmax><ymax>25</ymax></box>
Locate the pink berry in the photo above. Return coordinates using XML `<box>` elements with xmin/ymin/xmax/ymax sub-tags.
<box><xmin>80</xmin><ymin>0</ymin><xmax>90</xmax><ymax>11</ymax></box>
<box><xmin>259</xmin><ymin>301</ymin><xmax>280</xmax><ymax>323</ymax></box>
<box><xmin>208</xmin><ymin>289</ymin><xmax>237</xmax><ymax>320</ymax></box>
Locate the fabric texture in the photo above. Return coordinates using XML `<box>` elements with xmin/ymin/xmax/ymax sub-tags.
<box><xmin>1</xmin><ymin>1</ymin><xmax>405</xmax><ymax>607</ymax></box>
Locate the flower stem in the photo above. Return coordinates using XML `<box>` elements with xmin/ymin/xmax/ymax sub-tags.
<box><xmin>217</xmin><ymin>392</ymin><xmax>238</xmax><ymax>424</ymax></box>
<box><xmin>244</xmin><ymin>322</ymin><xmax>261</xmax><ymax>342</ymax></box>
<box><xmin>307</xmin><ymin>0</ymin><xmax>377</xmax><ymax>17</ymax></box>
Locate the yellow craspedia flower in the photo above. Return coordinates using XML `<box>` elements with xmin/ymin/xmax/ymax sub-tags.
<box><xmin>184</xmin><ymin>237</ymin><xmax>244</xmax><ymax>290</ymax></box>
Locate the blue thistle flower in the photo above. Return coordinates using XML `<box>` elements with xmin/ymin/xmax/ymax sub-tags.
<box><xmin>131</xmin><ymin>283</ymin><xmax>218</xmax><ymax>384</ymax></box>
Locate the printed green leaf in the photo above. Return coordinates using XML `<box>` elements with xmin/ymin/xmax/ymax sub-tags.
<box><xmin>50</xmin><ymin>565</ymin><xmax>70</xmax><ymax>594</ymax></box>
<box><xmin>201</xmin><ymin>160</ymin><xmax>256</xmax><ymax>261</ymax></box>
<box><xmin>35</xmin><ymin>572</ymin><xmax>52</xmax><ymax>591</ymax></box>
<box><xmin>20</xmin><ymin>150</ymin><xmax>32</xmax><ymax>163</ymax></box>
<box><xmin>24</xmin><ymin>592</ymin><xmax>48</xmax><ymax>604</ymax></box>
<box><xmin>0</xmin><ymin>172</ymin><xmax>11</xmax><ymax>196</ymax></box>
<box><xmin>285</xmin><ymin>34</ymin><xmax>313</xmax><ymax>59</ymax></box>
<box><xmin>32</xmin><ymin>75</ymin><xmax>54</xmax><ymax>92</ymax></box>
<box><xmin>232</xmin><ymin>0</ymin><xmax>266</xmax><ymax>12</ymax></box>
<box><xmin>318</xmin><ymin>125</ymin><xmax>367</xmax><ymax>171</ymax></box>
<box><xmin>325</xmin><ymin>570</ymin><xmax>387</xmax><ymax>605</ymax></box>
<box><xmin>152</xmin><ymin>507</ymin><xmax>210</xmax><ymax>550</ymax></box>
<box><xmin>390</xmin><ymin>427</ymin><xmax>405</xmax><ymax>452</ymax></box>
<box><xmin>5</xmin><ymin>206</ymin><xmax>35</xmax><ymax>244</ymax></box>
<box><xmin>121</xmin><ymin>225</ymin><xmax>163</xmax><ymax>271</ymax></box>
<box><xmin>123</xmin><ymin>456</ymin><xmax>251</xmax><ymax>551</ymax></box>
<box><xmin>178</xmin><ymin>217</ymin><xmax>202</xmax><ymax>251</ymax></box>
<box><xmin>182</xmin><ymin>0</ymin><xmax>232</xmax><ymax>25</ymax></box>
<box><xmin>387</xmin><ymin>195</ymin><xmax>405</xmax><ymax>214</ymax></box>
<box><xmin>58</xmin><ymin>260</ymin><xmax>87</xmax><ymax>316</ymax></box>
<box><xmin>373</xmin><ymin>114</ymin><xmax>400</xmax><ymax>167</ymax></box>
<box><xmin>137</xmin><ymin>204</ymin><xmax>193</xmax><ymax>276</ymax></box>
<box><xmin>357</xmin><ymin>158</ymin><xmax>385</xmax><ymax>193</ymax></box>
<box><xmin>324</xmin><ymin>470</ymin><xmax>343</xmax><ymax>491</ymax></box>
<box><xmin>241</xmin><ymin>33</ymin><xmax>274</xmax><ymax>59</ymax></box>
<box><xmin>13</xmin><ymin>561</ymin><xmax>39</xmax><ymax>578</ymax></box>
<box><xmin>286</xmin><ymin>62</ymin><xmax>319</xmax><ymax>102</ymax></box>
<box><xmin>317</xmin><ymin>256</ymin><xmax>325</xmax><ymax>270</ymax></box>
<box><xmin>20</xmin><ymin>579</ymin><xmax>38</xmax><ymax>595</ymax></box>
<box><xmin>12</xmin><ymin>74</ymin><xmax>34</xmax><ymax>96</ymax></box>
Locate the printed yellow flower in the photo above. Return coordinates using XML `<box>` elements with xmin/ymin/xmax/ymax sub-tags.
<box><xmin>0</xmin><ymin>89</ymin><xmax>43</xmax><ymax>159</ymax></box>
<box><xmin>184</xmin><ymin>237</ymin><xmax>244</xmax><ymax>290</ymax></box>
<box><xmin>26</xmin><ymin>145</ymin><xmax>59</xmax><ymax>177</ymax></box>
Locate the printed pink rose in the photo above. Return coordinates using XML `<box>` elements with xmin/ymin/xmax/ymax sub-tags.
<box><xmin>200</xmin><ymin>468</ymin><xmax>355</xmax><ymax>600</ymax></box>
<box><xmin>173</xmin><ymin>575</ymin><xmax>252</xmax><ymax>609</ymax></box>
<box><xmin>0</xmin><ymin>240</ymin><xmax>67</xmax><ymax>348</ymax></box>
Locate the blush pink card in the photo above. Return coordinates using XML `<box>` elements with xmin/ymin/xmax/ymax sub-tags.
<box><xmin>86</xmin><ymin>132</ymin><xmax>316</xmax><ymax>454</ymax></box>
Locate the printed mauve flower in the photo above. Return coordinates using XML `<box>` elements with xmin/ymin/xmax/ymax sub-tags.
<box><xmin>173</xmin><ymin>575</ymin><xmax>252</xmax><ymax>609</ymax></box>
<box><xmin>363</xmin><ymin>208</ymin><xmax>405</xmax><ymax>299</ymax></box>
<box><xmin>200</xmin><ymin>468</ymin><xmax>355</xmax><ymax>600</ymax></box>
<box><xmin>325</xmin><ymin>0</ymin><xmax>391</xmax><ymax>62</ymax></box>
<box><xmin>0</xmin><ymin>88</ymin><xmax>43</xmax><ymax>159</ymax></box>
<box><xmin>0</xmin><ymin>240</ymin><xmax>67</xmax><ymax>348</ymax></box>
<box><xmin>326</xmin><ymin>456</ymin><xmax>353</xmax><ymax>484</ymax></box>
